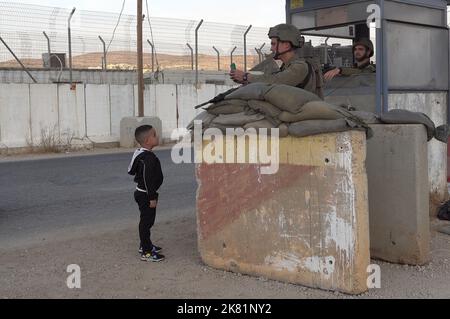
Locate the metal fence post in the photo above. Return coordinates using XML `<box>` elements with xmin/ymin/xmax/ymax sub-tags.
<box><xmin>212</xmin><ymin>46</ymin><xmax>220</xmax><ymax>71</ymax></box>
<box><xmin>258</xmin><ymin>43</ymin><xmax>266</xmax><ymax>62</ymax></box>
<box><xmin>243</xmin><ymin>25</ymin><xmax>252</xmax><ymax>72</ymax></box>
<box><xmin>68</xmin><ymin>7</ymin><xmax>76</xmax><ymax>85</ymax></box>
<box><xmin>195</xmin><ymin>19</ymin><xmax>204</xmax><ymax>87</ymax></box>
<box><xmin>230</xmin><ymin>46</ymin><xmax>237</xmax><ymax>66</ymax></box>
<box><xmin>43</xmin><ymin>31</ymin><xmax>51</xmax><ymax>67</ymax></box>
<box><xmin>147</xmin><ymin>39</ymin><xmax>155</xmax><ymax>72</ymax></box>
<box><xmin>98</xmin><ymin>36</ymin><xmax>107</xmax><ymax>70</ymax></box>
<box><xmin>255</xmin><ymin>48</ymin><xmax>261</xmax><ymax>64</ymax></box>
<box><xmin>186</xmin><ymin>43</ymin><xmax>194</xmax><ymax>70</ymax></box>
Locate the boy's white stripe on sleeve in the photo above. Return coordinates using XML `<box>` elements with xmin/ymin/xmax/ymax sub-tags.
<box><xmin>128</xmin><ymin>148</ymin><xmax>144</xmax><ymax>173</ymax></box>
<box><xmin>143</xmin><ymin>161</ymin><xmax>149</xmax><ymax>195</ymax></box>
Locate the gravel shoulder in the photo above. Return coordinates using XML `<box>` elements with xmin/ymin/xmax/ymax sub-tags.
<box><xmin>2</xmin><ymin>215</ymin><xmax>450</xmax><ymax>299</ymax></box>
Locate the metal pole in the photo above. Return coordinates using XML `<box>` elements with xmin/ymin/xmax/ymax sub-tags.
<box><xmin>195</xmin><ymin>19</ymin><xmax>204</xmax><ymax>87</ymax></box>
<box><xmin>212</xmin><ymin>46</ymin><xmax>220</xmax><ymax>71</ymax></box>
<box><xmin>230</xmin><ymin>46</ymin><xmax>237</xmax><ymax>66</ymax></box>
<box><xmin>137</xmin><ymin>0</ymin><xmax>144</xmax><ymax>117</ymax></box>
<box><xmin>255</xmin><ymin>48</ymin><xmax>261</xmax><ymax>64</ymax></box>
<box><xmin>324</xmin><ymin>37</ymin><xmax>331</xmax><ymax>66</ymax></box>
<box><xmin>43</xmin><ymin>31</ymin><xmax>51</xmax><ymax>67</ymax></box>
<box><xmin>258</xmin><ymin>43</ymin><xmax>266</xmax><ymax>62</ymax></box>
<box><xmin>98</xmin><ymin>36</ymin><xmax>107</xmax><ymax>70</ymax></box>
<box><xmin>186</xmin><ymin>43</ymin><xmax>194</xmax><ymax>70</ymax></box>
<box><xmin>0</xmin><ymin>36</ymin><xmax>37</xmax><ymax>83</ymax></box>
<box><xmin>68</xmin><ymin>7</ymin><xmax>76</xmax><ymax>85</ymax></box>
<box><xmin>147</xmin><ymin>40</ymin><xmax>155</xmax><ymax>72</ymax></box>
<box><xmin>243</xmin><ymin>25</ymin><xmax>252</xmax><ymax>72</ymax></box>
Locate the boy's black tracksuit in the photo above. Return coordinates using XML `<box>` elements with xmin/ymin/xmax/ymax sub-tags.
<box><xmin>128</xmin><ymin>148</ymin><xmax>164</xmax><ymax>255</ymax></box>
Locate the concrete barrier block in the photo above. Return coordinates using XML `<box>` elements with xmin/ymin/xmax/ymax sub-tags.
<box><xmin>389</xmin><ymin>93</ymin><xmax>448</xmax><ymax>215</ymax></box>
<box><xmin>0</xmin><ymin>84</ymin><xmax>31</xmax><ymax>148</ymax></box>
<box><xmin>367</xmin><ymin>124</ymin><xmax>430</xmax><ymax>265</ymax></box>
<box><xmin>196</xmin><ymin>132</ymin><xmax>370</xmax><ymax>295</ymax></box>
<box><xmin>120</xmin><ymin>117</ymin><xmax>162</xmax><ymax>148</ymax></box>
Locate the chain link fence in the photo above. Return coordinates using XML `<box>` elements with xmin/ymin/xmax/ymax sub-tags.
<box><xmin>0</xmin><ymin>1</ymin><xmax>270</xmax><ymax>71</ymax></box>
<box><xmin>0</xmin><ymin>1</ymin><xmax>347</xmax><ymax>72</ymax></box>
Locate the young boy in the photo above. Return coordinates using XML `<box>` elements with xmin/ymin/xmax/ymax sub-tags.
<box><xmin>128</xmin><ymin>125</ymin><xmax>165</xmax><ymax>262</ymax></box>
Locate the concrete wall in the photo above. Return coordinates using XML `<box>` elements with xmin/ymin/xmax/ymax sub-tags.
<box><xmin>0</xmin><ymin>69</ymin><xmax>236</xmax><ymax>86</ymax></box>
<box><xmin>0</xmin><ymin>69</ymin><xmax>138</xmax><ymax>85</ymax></box>
<box><xmin>0</xmin><ymin>83</ymin><xmax>234</xmax><ymax>150</ymax></box>
<box><xmin>389</xmin><ymin>92</ymin><xmax>448</xmax><ymax>214</ymax></box>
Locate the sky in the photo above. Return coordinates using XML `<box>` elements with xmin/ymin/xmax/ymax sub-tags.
<box><xmin>12</xmin><ymin>0</ymin><xmax>286</xmax><ymax>27</ymax></box>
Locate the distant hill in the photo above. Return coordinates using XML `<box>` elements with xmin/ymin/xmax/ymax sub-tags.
<box><xmin>0</xmin><ymin>51</ymin><xmax>261</xmax><ymax>72</ymax></box>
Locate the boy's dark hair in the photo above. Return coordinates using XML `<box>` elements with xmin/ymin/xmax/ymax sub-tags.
<box><xmin>135</xmin><ymin>125</ymin><xmax>154</xmax><ymax>145</ymax></box>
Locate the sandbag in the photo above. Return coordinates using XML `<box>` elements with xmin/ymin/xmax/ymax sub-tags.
<box><xmin>207</xmin><ymin>104</ymin><xmax>246</xmax><ymax>115</ymax></box>
<box><xmin>212</xmin><ymin>112</ymin><xmax>265</xmax><ymax>126</ymax></box>
<box><xmin>380</xmin><ymin>109</ymin><xmax>435</xmax><ymax>141</ymax></box>
<box><xmin>278</xmin><ymin>123</ymin><xmax>289</xmax><ymax>138</ymax></box>
<box><xmin>350</xmin><ymin>111</ymin><xmax>380</xmax><ymax>124</ymax></box>
<box><xmin>264</xmin><ymin>84</ymin><xmax>321</xmax><ymax>113</ymax></box>
<box><xmin>225</xmin><ymin>83</ymin><xmax>272</xmax><ymax>101</ymax></box>
<box><xmin>187</xmin><ymin>111</ymin><xmax>217</xmax><ymax>130</ymax></box>
<box><xmin>288</xmin><ymin>119</ymin><xmax>361</xmax><ymax>138</ymax></box>
<box><xmin>243</xmin><ymin>120</ymin><xmax>276</xmax><ymax>130</ymax></box>
<box><xmin>248</xmin><ymin>100</ymin><xmax>282</xmax><ymax>118</ymax></box>
<box><xmin>278</xmin><ymin>101</ymin><xmax>343</xmax><ymax>123</ymax></box>
<box><xmin>206</xmin><ymin>99</ymin><xmax>248</xmax><ymax>115</ymax></box>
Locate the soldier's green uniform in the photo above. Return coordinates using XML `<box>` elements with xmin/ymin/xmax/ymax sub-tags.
<box><xmin>339</xmin><ymin>61</ymin><xmax>376</xmax><ymax>76</ymax></box>
<box><xmin>246</xmin><ymin>24</ymin><xmax>324</xmax><ymax>98</ymax></box>
<box><xmin>247</xmin><ymin>56</ymin><xmax>310</xmax><ymax>87</ymax></box>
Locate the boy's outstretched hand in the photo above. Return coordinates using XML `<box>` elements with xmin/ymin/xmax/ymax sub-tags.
<box><xmin>150</xmin><ymin>200</ymin><xmax>158</xmax><ymax>208</ymax></box>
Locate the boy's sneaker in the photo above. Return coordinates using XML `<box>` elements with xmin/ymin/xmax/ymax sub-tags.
<box><xmin>141</xmin><ymin>252</ymin><xmax>165</xmax><ymax>262</ymax></box>
<box><xmin>139</xmin><ymin>245</ymin><xmax>162</xmax><ymax>254</ymax></box>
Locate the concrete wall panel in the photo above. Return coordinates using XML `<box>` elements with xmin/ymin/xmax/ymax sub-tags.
<box><xmin>85</xmin><ymin>84</ymin><xmax>111</xmax><ymax>138</ymax></box>
<box><xmin>155</xmin><ymin>84</ymin><xmax>177</xmax><ymax>141</ymax></box>
<box><xmin>0</xmin><ymin>84</ymin><xmax>31</xmax><ymax>148</ymax></box>
<box><xmin>58</xmin><ymin>84</ymin><xmax>86</xmax><ymax>140</ymax></box>
<box><xmin>29</xmin><ymin>84</ymin><xmax>59</xmax><ymax>145</ymax></box>
<box><xmin>110</xmin><ymin>85</ymin><xmax>135</xmax><ymax>138</ymax></box>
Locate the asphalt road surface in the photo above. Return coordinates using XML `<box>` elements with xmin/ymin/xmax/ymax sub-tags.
<box><xmin>0</xmin><ymin>149</ymin><xmax>196</xmax><ymax>249</ymax></box>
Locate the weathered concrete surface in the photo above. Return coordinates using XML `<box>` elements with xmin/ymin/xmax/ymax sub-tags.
<box><xmin>120</xmin><ymin>117</ymin><xmax>162</xmax><ymax>148</ymax></box>
<box><xmin>367</xmin><ymin>124</ymin><xmax>430</xmax><ymax>265</ymax></box>
<box><xmin>389</xmin><ymin>93</ymin><xmax>448</xmax><ymax>216</ymax></box>
<box><xmin>196</xmin><ymin>132</ymin><xmax>370</xmax><ymax>295</ymax></box>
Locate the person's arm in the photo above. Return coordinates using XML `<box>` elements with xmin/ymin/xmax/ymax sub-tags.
<box><xmin>247</xmin><ymin>62</ymin><xmax>309</xmax><ymax>86</ymax></box>
<box><xmin>142</xmin><ymin>155</ymin><xmax>164</xmax><ymax>204</ymax></box>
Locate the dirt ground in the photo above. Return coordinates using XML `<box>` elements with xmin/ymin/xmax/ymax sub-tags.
<box><xmin>1</xmin><ymin>214</ymin><xmax>450</xmax><ymax>299</ymax></box>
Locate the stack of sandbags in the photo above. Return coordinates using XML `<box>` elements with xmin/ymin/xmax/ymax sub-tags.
<box><xmin>188</xmin><ymin>83</ymin><xmax>373</xmax><ymax>138</ymax></box>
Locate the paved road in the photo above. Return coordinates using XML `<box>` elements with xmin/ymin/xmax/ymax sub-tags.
<box><xmin>0</xmin><ymin>150</ymin><xmax>197</xmax><ymax>249</ymax></box>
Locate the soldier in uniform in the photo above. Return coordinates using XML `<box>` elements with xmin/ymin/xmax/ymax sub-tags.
<box><xmin>230</xmin><ymin>24</ymin><xmax>323</xmax><ymax>97</ymax></box>
<box><xmin>324</xmin><ymin>38</ymin><xmax>376</xmax><ymax>81</ymax></box>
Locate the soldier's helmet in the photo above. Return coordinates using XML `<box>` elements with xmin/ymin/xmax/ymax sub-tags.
<box><xmin>353</xmin><ymin>38</ymin><xmax>374</xmax><ymax>58</ymax></box>
<box><xmin>268</xmin><ymin>24</ymin><xmax>305</xmax><ymax>48</ymax></box>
